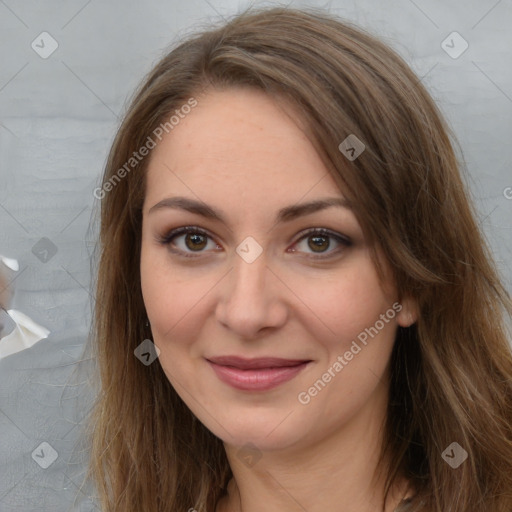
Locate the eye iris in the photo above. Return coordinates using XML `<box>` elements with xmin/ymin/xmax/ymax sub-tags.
<box><xmin>185</xmin><ymin>233</ymin><xmax>207</xmax><ymax>251</ymax></box>
<box><xmin>308</xmin><ymin>235</ymin><xmax>329</xmax><ymax>252</ymax></box>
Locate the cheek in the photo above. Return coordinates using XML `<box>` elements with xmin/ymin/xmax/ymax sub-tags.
<box><xmin>281</xmin><ymin>256</ymin><xmax>393</xmax><ymax>347</ymax></box>
<box><xmin>140</xmin><ymin>254</ymin><xmax>206</xmax><ymax>390</ymax></box>
<box><xmin>140</xmin><ymin>247</ymin><xmax>215</xmax><ymax>357</ymax></box>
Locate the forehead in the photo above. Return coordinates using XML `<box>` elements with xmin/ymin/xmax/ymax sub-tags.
<box><xmin>143</xmin><ymin>88</ymin><xmax>344</xmax><ymax>213</ymax></box>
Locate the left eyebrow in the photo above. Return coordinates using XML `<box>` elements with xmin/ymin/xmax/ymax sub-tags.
<box><xmin>277</xmin><ymin>197</ymin><xmax>353</xmax><ymax>222</ymax></box>
<box><xmin>147</xmin><ymin>196</ymin><xmax>353</xmax><ymax>224</ymax></box>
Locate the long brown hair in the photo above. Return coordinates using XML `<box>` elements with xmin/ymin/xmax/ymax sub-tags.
<box><xmin>82</xmin><ymin>6</ymin><xmax>512</xmax><ymax>511</ymax></box>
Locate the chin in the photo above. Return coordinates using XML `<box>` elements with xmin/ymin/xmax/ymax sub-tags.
<box><xmin>208</xmin><ymin>413</ymin><xmax>308</xmax><ymax>452</ymax></box>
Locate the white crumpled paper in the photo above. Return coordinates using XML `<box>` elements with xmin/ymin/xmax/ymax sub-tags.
<box><xmin>0</xmin><ymin>309</ymin><xmax>51</xmax><ymax>360</ymax></box>
<box><xmin>0</xmin><ymin>254</ymin><xmax>51</xmax><ymax>360</ymax></box>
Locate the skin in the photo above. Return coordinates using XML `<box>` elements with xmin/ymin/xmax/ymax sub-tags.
<box><xmin>140</xmin><ymin>87</ymin><xmax>418</xmax><ymax>512</ymax></box>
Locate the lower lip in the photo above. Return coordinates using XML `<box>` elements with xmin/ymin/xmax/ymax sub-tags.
<box><xmin>207</xmin><ymin>361</ymin><xmax>310</xmax><ymax>391</ymax></box>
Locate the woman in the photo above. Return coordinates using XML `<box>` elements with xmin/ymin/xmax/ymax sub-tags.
<box><xmin>84</xmin><ymin>6</ymin><xmax>512</xmax><ymax>512</ymax></box>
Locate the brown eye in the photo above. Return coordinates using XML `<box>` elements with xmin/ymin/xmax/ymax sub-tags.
<box><xmin>159</xmin><ymin>226</ymin><xmax>221</xmax><ymax>258</ymax></box>
<box><xmin>291</xmin><ymin>228</ymin><xmax>352</xmax><ymax>259</ymax></box>
<box><xmin>184</xmin><ymin>232</ymin><xmax>208</xmax><ymax>251</ymax></box>
<box><xmin>308</xmin><ymin>234</ymin><xmax>330</xmax><ymax>252</ymax></box>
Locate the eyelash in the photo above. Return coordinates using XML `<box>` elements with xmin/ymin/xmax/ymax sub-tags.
<box><xmin>157</xmin><ymin>225</ymin><xmax>352</xmax><ymax>260</ymax></box>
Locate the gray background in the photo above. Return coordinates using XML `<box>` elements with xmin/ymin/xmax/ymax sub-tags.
<box><xmin>0</xmin><ymin>0</ymin><xmax>511</xmax><ymax>510</ymax></box>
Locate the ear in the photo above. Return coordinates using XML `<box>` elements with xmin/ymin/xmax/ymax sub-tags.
<box><xmin>396</xmin><ymin>295</ymin><xmax>419</xmax><ymax>328</ymax></box>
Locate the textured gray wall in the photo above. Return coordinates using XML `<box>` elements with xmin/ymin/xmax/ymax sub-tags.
<box><xmin>0</xmin><ymin>0</ymin><xmax>511</xmax><ymax>510</ymax></box>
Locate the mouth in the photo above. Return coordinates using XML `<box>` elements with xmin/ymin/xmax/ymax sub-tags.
<box><xmin>205</xmin><ymin>356</ymin><xmax>312</xmax><ymax>391</ymax></box>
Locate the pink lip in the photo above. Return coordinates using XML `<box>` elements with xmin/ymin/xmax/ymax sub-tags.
<box><xmin>206</xmin><ymin>356</ymin><xmax>311</xmax><ymax>391</ymax></box>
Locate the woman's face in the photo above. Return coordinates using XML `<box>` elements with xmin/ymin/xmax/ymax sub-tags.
<box><xmin>140</xmin><ymin>87</ymin><xmax>415</xmax><ymax>452</ymax></box>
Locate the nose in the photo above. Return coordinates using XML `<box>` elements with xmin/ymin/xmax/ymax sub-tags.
<box><xmin>215</xmin><ymin>247</ymin><xmax>288</xmax><ymax>339</ymax></box>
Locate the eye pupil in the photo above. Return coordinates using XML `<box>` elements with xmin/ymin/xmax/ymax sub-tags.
<box><xmin>309</xmin><ymin>235</ymin><xmax>329</xmax><ymax>252</ymax></box>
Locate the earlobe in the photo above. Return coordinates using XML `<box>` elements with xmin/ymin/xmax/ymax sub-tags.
<box><xmin>396</xmin><ymin>296</ymin><xmax>419</xmax><ymax>328</ymax></box>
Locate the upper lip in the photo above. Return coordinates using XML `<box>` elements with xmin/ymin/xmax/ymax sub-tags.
<box><xmin>206</xmin><ymin>356</ymin><xmax>311</xmax><ymax>370</ymax></box>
